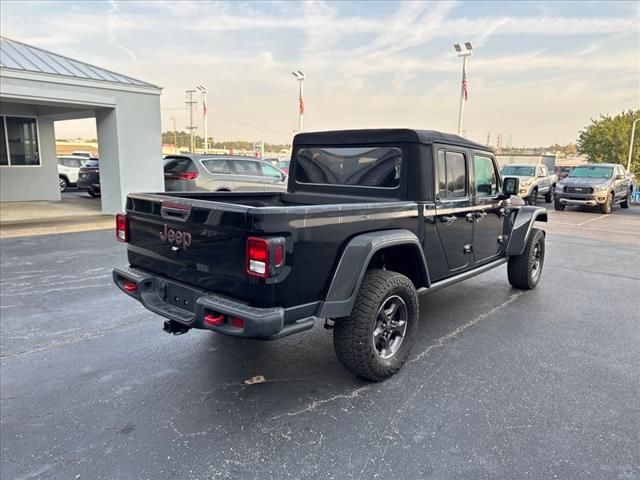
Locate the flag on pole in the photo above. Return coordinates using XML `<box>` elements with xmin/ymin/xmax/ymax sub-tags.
<box><xmin>462</xmin><ymin>64</ymin><xmax>469</xmax><ymax>101</ymax></box>
<box><xmin>299</xmin><ymin>95</ymin><xmax>305</xmax><ymax>115</ymax></box>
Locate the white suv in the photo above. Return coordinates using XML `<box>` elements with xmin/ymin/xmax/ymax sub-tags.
<box><xmin>57</xmin><ymin>156</ymin><xmax>86</xmax><ymax>192</ymax></box>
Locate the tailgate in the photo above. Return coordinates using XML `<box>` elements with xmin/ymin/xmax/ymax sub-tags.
<box><xmin>125</xmin><ymin>194</ymin><xmax>252</xmax><ymax>300</ymax></box>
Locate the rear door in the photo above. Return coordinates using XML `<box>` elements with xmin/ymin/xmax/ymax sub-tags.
<box><xmin>230</xmin><ymin>159</ymin><xmax>266</xmax><ymax>191</ymax></box>
<box><xmin>434</xmin><ymin>148</ymin><xmax>474</xmax><ymax>272</ymax></box>
<box><xmin>471</xmin><ymin>153</ymin><xmax>505</xmax><ymax>264</ymax></box>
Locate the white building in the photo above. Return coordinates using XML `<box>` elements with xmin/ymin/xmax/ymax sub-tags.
<box><xmin>0</xmin><ymin>36</ymin><xmax>163</xmax><ymax>213</ymax></box>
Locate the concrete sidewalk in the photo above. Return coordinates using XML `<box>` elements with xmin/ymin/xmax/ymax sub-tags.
<box><xmin>0</xmin><ymin>194</ymin><xmax>113</xmax><ymax>238</ymax></box>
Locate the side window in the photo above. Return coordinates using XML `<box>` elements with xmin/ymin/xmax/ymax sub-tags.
<box><xmin>437</xmin><ymin>150</ymin><xmax>467</xmax><ymax>200</ymax></box>
<box><xmin>473</xmin><ymin>155</ymin><xmax>498</xmax><ymax>197</ymax></box>
<box><xmin>260</xmin><ymin>162</ymin><xmax>284</xmax><ymax>178</ymax></box>
<box><xmin>233</xmin><ymin>160</ymin><xmax>262</xmax><ymax>176</ymax></box>
<box><xmin>201</xmin><ymin>159</ymin><xmax>232</xmax><ymax>174</ymax></box>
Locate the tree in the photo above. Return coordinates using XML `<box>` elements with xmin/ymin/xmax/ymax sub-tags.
<box><xmin>577</xmin><ymin>110</ymin><xmax>640</xmax><ymax>174</ymax></box>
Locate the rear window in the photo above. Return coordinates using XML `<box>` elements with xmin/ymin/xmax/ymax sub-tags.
<box><xmin>295</xmin><ymin>146</ymin><xmax>402</xmax><ymax>188</ymax></box>
<box><xmin>164</xmin><ymin>157</ymin><xmax>196</xmax><ymax>174</ymax></box>
<box><xmin>83</xmin><ymin>160</ymin><xmax>99</xmax><ymax>168</ymax></box>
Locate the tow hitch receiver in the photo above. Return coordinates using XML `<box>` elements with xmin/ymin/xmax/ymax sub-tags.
<box><xmin>163</xmin><ymin>320</ymin><xmax>190</xmax><ymax>335</ymax></box>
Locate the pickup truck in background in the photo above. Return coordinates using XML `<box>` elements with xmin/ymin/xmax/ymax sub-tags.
<box><xmin>113</xmin><ymin>129</ymin><xmax>548</xmax><ymax>381</ymax></box>
<box><xmin>500</xmin><ymin>163</ymin><xmax>558</xmax><ymax>205</ymax></box>
<box><xmin>554</xmin><ymin>163</ymin><xmax>632</xmax><ymax>213</ymax></box>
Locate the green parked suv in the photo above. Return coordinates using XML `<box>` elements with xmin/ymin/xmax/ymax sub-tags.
<box><xmin>554</xmin><ymin>163</ymin><xmax>632</xmax><ymax>214</ymax></box>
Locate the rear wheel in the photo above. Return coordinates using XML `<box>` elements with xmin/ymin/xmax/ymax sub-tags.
<box><xmin>88</xmin><ymin>188</ymin><xmax>99</xmax><ymax>198</ymax></box>
<box><xmin>621</xmin><ymin>190</ymin><xmax>630</xmax><ymax>209</ymax></box>
<box><xmin>58</xmin><ymin>176</ymin><xmax>68</xmax><ymax>192</ymax></box>
<box><xmin>333</xmin><ymin>269</ymin><xmax>419</xmax><ymax>381</ymax></box>
<box><xmin>527</xmin><ymin>189</ymin><xmax>538</xmax><ymax>205</ymax></box>
<box><xmin>600</xmin><ymin>193</ymin><xmax>613</xmax><ymax>214</ymax></box>
<box><xmin>554</xmin><ymin>199</ymin><xmax>565</xmax><ymax>211</ymax></box>
<box><xmin>507</xmin><ymin>228</ymin><xmax>545</xmax><ymax>290</ymax></box>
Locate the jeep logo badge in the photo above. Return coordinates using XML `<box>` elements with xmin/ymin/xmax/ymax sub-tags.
<box><xmin>160</xmin><ymin>224</ymin><xmax>192</xmax><ymax>249</ymax></box>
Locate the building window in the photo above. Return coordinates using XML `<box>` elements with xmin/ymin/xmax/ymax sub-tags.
<box><xmin>0</xmin><ymin>116</ymin><xmax>40</xmax><ymax>166</ymax></box>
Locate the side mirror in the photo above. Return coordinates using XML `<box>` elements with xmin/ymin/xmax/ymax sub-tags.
<box><xmin>502</xmin><ymin>177</ymin><xmax>519</xmax><ymax>196</ymax></box>
<box><xmin>615</xmin><ymin>174</ymin><xmax>625</xmax><ymax>180</ymax></box>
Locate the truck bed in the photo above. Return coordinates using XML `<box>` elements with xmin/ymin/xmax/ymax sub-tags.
<box><xmin>125</xmin><ymin>191</ymin><xmax>419</xmax><ymax>309</ymax></box>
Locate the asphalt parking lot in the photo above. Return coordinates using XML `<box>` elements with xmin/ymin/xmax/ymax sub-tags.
<box><xmin>1</xmin><ymin>206</ymin><xmax>639</xmax><ymax>480</ymax></box>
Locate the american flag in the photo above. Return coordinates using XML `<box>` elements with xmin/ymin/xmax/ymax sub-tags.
<box><xmin>299</xmin><ymin>95</ymin><xmax>305</xmax><ymax>115</ymax></box>
<box><xmin>462</xmin><ymin>64</ymin><xmax>469</xmax><ymax>101</ymax></box>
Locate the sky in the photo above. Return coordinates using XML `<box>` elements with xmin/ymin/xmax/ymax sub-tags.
<box><xmin>1</xmin><ymin>0</ymin><xmax>638</xmax><ymax>147</ymax></box>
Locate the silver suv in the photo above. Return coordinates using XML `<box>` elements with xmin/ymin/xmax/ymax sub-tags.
<box><xmin>163</xmin><ymin>155</ymin><xmax>288</xmax><ymax>192</ymax></box>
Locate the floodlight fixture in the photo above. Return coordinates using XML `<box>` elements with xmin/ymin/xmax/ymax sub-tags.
<box><xmin>465</xmin><ymin>42</ymin><xmax>473</xmax><ymax>50</ymax></box>
<box><xmin>453</xmin><ymin>43</ymin><xmax>462</xmax><ymax>52</ymax></box>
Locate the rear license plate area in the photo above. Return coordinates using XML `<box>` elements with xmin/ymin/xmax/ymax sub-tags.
<box><xmin>161</xmin><ymin>281</ymin><xmax>199</xmax><ymax>313</ymax></box>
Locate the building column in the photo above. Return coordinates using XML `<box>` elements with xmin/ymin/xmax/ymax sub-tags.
<box><xmin>95</xmin><ymin>93</ymin><xmax>163</xmax><ymax>214</ymax></box>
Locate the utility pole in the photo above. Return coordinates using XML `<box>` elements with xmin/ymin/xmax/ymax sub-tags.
<box><xmin>486</xmin><ymin>132</ymin><xmax>491</xmax><ymax>146</ymax></box>
<box><xmin>185</xmin><ymin>89</ymin><xmax>197</xmax><ymax>153</ymax></box>
<box><xmin>170</xmin><ymin>117</ymin><xmax>177</xmax><ymax>153</ymax></box>
<box><xmin>453</xmin><ymin>42</ymin><xmax>472</xmax><ymax>136</ymax></box>
<box><xmin>627</xmin><ymin>118</ymin><xmax>639</xmax><ymax>172</ymax></box>
<box><xmin>291</xmin><ymin>70</ymin><xmax>305</xmax><ymax>132</ymax></box>
<box><xmin>197</xmin><ymin>85</ymin><xmax>208</xmax><ymax>153</ymax></box>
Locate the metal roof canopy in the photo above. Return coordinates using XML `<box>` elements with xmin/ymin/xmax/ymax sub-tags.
<box><xmin>0</xmin><ymin>36</ymin><xmax>158</xmax><ymax>89</ymax></box>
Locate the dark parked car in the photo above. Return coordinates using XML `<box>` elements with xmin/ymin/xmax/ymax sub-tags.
<box><xmin>554</xmin><ymin>163</ymin><xmax>631</xmax><ymax>213</ymax></box>
<box><xmin>164</xmin><ymin>155</ymin><xmax>287</xmax><ymax>192</ymax></box>
<box><xmin>113</xmin><ymin>129</ymin><xmax>547</xmax><ymax>381</ymax></box>
<box><xmin>77</xmin><ymin>159</ymin><xmax>100</xmax><ymax>197</ymax></box>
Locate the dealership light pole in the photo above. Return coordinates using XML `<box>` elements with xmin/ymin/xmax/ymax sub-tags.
<box><xmin>291</xmin><ymin>70</ymin><xmax>305</xmax><ymax>132</ymax></box>
<box><xmin>627</xmin><ymin>117</ymin><xmax>639</xmax><ymax>173</ymax></box>
<box><xmin>453</xmin><ymin>42</ymin><xmax>472</xmax><ymax>136</ymax></box>
<box><xmin>197</xmin><ymin>85</ymin><xmax>208</xmax><ymax>153</ymax></box>
<box><xmin>185</xmin><ymin>89</ymin><xmax>197</xmax><ymax>153</ymax></box>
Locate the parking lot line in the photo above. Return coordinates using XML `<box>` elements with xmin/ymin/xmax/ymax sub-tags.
<box><xmin>578</xmin><ymin>214</ymin><xmax>608</xmax><ymax>226</ymax></box>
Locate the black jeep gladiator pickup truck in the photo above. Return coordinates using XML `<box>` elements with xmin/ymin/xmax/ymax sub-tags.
<box><xmin>113</xmin><ymin>129</ymin><xmax>547</xmax><ymax>381</ymax></box>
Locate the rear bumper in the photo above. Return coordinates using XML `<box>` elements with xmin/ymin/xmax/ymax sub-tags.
<box><xmin>77</xmin><ymin>176</ymin><xmax>100</xmax><ymax>190</ymax></box>
<box><xmin>113</xmin><ymin>266</ymin><xmax>316</xmax><ymax>339</ymax></box>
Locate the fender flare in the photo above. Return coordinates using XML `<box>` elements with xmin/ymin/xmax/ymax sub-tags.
<box><xmin>506</xmin><ymin>206</ymin><xmax>548</xmax><ymax>256</ymax></box>
<box><xmin>317</xmin><ymin>229</ymin><xmax>430</xmax><ymax>319</ymax></box>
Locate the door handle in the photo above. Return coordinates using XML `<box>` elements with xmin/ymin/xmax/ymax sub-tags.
<box><xmin>440</xmin><ymin>215</ymin><xmax>457</xmax><ymax>224</ymax></box>
<box><xmin>475</xmin><ymin>211</ymin><xmax>487</xmax><ymax>220</ymax></box>
<box><xmin>465</xmin><ymin>212</ymin><xmax>476</xmax><ymax>223</ymax></box>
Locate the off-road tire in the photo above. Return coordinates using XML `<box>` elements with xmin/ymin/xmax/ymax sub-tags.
<box><xmin>333</xmin><ymin>269</ymin><xmax>419</xmax><ymax>382</ymax></box>
<box><xmin>621</xmin><ymin>190</ymin><xmax>630</xmax><ymax>209</ymax></box>
<box><xmin>600</xmin><ymin>193</ymin><xmax>613</xmax><ymax>214</ymax></box>
<box><xmin>507</xmin><ymin>228</ymin><xmax>545</xmax><ymax>290</ymax></box>
<box><xmin>554</xmin><ymin>199</ymin><xmax>565</xmax><ymax>211</ymax></box>
<box><xmin>59</xmin><ymin>176</ymin><xmax>68</xmax><ymax>192</ymax></box>
<box><xmin>544</xmin><ymin>185</ymin><xmax>555</xmax><ymax>203</ymax></box>
<box><xmin>527</xmin><ymin>189</ymin><xmax>538</xmax><ymax>205</ymax></box>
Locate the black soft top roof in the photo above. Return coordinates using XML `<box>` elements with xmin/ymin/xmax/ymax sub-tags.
<box><xmin>293</xmin><ymin>128</ymin><xmax>490</xmax><ymax>151</ymax></box>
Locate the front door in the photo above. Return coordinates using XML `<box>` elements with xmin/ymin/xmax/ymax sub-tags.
<box><xmin>231</xmin><ymin>160</ymin><xmax>266</xmax><ymax>191</ymax></box>
<box><xmin>471</xmin><ymin>153</ymin><xmax>505</xmax><ymax>263</ymax></box>
<box><xmin>434</xmin><ymin>149</ymin><xmax>474</xmax><ymax>272</ymax></box>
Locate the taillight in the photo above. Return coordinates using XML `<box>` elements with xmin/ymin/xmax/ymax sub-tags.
<box><xmin>167</xmin><ymin>172</ymin><xmax>198</xmax><ymax>180</ymax></box>
<box><xmin>246</xmin><ymin>237</ymin><xmax>285</xmax><ymax>278</ymax></box>
<box><xmin>116</xmin><ymin>213</ymin><xmax>129</xmax><ymax>242</ymax></box>
<box><xmin>247</xmin><ymin>237</ymin><xmax>269</xmax><ymax>277</ymax></box>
